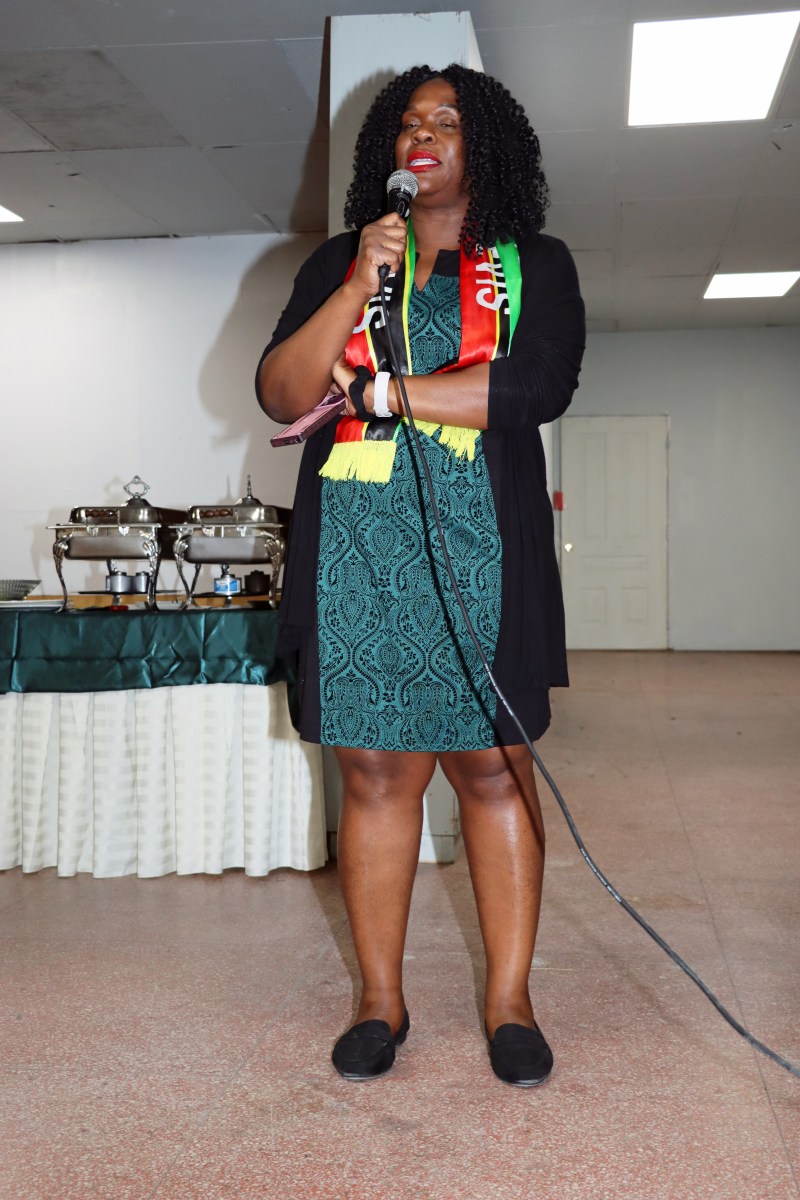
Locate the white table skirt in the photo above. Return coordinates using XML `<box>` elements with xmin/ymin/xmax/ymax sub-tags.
<box><xmin>0</xmin><ymin>683</ymin><xmax>326</xmax><ymax>878</ymax></box>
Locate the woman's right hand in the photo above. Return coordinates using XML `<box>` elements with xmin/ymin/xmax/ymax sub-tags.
<box><xmin>258</xmin><ymin>214</ymin><xmax>407</xmax><ymax>424</ymax></box>
<box><xmin>347</xmin><ymin>213</ymin><xmax>408</xmax><ymax>301</ymax></box>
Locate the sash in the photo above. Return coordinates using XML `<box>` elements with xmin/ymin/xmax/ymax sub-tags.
<box><xmin>320</xmin><ymin>220</ymin><xmax>521</xmax><ymax>484</ymax></box>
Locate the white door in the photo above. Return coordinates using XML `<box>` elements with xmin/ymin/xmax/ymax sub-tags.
<box><xmin>561</xmin><ymin>415</ymin><xmax>668</xmax><ymax>650</ymax></box>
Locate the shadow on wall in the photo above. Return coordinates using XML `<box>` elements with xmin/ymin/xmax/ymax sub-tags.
<box><xmin>195</xmin><ymin>234</ymin><xmax>324</xmax><ymax>510</ymax></box>
<box><xmin>195</xmin><ymin>21</ymin><xmax>335</xmax><ymax>511</ymax></box>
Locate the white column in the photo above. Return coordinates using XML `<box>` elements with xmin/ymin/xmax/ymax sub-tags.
<box><xmin>324</xmin><ymin>12</ymin><xmax>484</xmax><ymax>863</ymax></box>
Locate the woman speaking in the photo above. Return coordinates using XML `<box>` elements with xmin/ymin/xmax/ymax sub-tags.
<box><xmin>257</xmin><ymin>64</ymin><xmax>585</xmax><ymax>1087</ymax></box>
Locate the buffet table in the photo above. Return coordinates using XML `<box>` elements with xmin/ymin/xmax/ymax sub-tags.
<box><xmin>0</xmin><ymin>609</ymin><xmax>326</xmax><ymax>878</ymax></box>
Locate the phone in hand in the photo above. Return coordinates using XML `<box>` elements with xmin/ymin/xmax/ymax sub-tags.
<box><xmin>269</xmin><ymin>391</ymin><xmax>347</xmax><ymax>446</ymax></box>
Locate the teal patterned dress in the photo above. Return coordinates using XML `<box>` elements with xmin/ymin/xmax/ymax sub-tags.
<box><xmin>316</xmin><ymin>263</ymin><xmax>502</xmax><ymax>751</ymax></box>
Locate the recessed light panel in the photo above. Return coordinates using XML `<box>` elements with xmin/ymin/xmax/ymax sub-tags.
<box><xmin>629</xmin><ymin>11</ymin><xmax>800</xmax><ymax>126</ymax></box>
<box><xmin>704</xmin><ymin>272</ymin><xmax>800</xmax><ymax>299</ymax></box>
<box><xmin>0</xmin><ymin>205</ymin><xmax>23</xmax><ymax>222</ymax></box>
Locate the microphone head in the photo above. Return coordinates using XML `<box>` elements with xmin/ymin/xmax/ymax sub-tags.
<box><xmin>386</xmin><ymin>169</ymin><xmax>418</xmax><ymax>218</ymax></box>
<box><xmin>387</xmin><ymin>169</ymin><xmax>419</xmax><ymax>198</ymax></box>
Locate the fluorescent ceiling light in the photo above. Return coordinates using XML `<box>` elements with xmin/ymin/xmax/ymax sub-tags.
<box><xmin>0</xmin><ymin>204</ymin><xmax>23</xmax><ymax>222</ymax></box>
<box><xmin>629</xmin><ymin>11</ymin><xmax>800</xmax><ymax>126</ymax></box>
<box><xmin>704</xmin><ymin>272</ymin><xmax>800</xmax><ymax>299</ymax></box>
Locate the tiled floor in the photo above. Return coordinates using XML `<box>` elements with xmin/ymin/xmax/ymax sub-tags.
<box><xmin>1</xmin><ymin>652</ymin><xmax>798</xmax><ymax>1199</ymax></box>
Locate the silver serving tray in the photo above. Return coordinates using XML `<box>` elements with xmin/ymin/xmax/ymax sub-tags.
<box><xmin>49</xmin><ymin>524</ymin><xmax>159</xmax><ymax>561</ymax></box>
<box><xmin>179</xmin><ymin>534</ymin><xmax>278</xmax><ymax>565</ymax></box>
<box><xmin>0</xmin><ymin>599</ymin><xmax>63</xmax><ymax>611</ymax></box>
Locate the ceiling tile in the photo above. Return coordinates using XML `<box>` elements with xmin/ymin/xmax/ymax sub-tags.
<box><xmin>617</xmin><ymin>124</ymin><xmax>767</xmax><ymax>200</ymax></box>
<box><xmin>571</xmin><ymin>249</ymin><xmax>615</xmax><ymax>278</ymax></box>
<box><xmin>472</xmin><ymin>0</ymin><xmax>624</xmax><ymax>21</ymax></box>
<box><xmin>63</xmin><ymin>0</ymin><xmax>276</xmax><ymax>46</ymax></box>
<box><xmin>613</xmin><ymin>274</ymin><xmax>718</xmax><ymax>329</ymax></box>
<box><xmin>277</xmin><ymin>38</ymin><xmax>326</xmax><ymax>107</ymax></box>
<box><xmin>631</xmin><ymin>0</ymin><xmax>796</xmax><ymax>16</ymax></box>
<box><xmin>765</xmin><ymin>292</ymin><xmax>800</xmax><ymax>324</ymax></box>
<box><xmin>209</xmin><ymin>141</ymin><xmax>328</xmax><ymax>220</ymax></box>
<box><xmin>613</xmin><ymin>304</ymin><xmax>689</xmax><ymax>332</ymax></box>
<box><xmin>0</xmin><ymin>0</ymin><xmax>93</xmax><ymax>49</ymax></box>
<box><xmin>716</xmin><ymin>242</ymin><xmax>800</xmax><ymax>272</ymax></box>
<box><xmin>0</xmin><ymin>106</ymin><xmax>52</xmax><ymax>151</ymax></box>
<box><xmin>775</xmin><ymin>47</ymin><xmax>800</xmax><ymax>120</ymax></box>
<box><xmin>478</xmin><ymin>20</ymin><xmax>629</xmax><ymax>133</ymax></box>
<box><xmin>618</xmin><ymin>246</ymin><xmax>719</xmax><ymax>277</ymax></box>
<box><xmin>616</xmin><ymin>313</ymin><xmax>692</xmax><ymax>332</ymax></box>
<box><xmin>751</xmin><ymin>122</ymin><xmax>800</xmax><ymax>194</ymax></box>
<box><xmin>70</xmin><ymin>147</ymin><xmax>270</xmax><ymax>235</ymax></box>
<box><xmin>107</xmin><ymin>41</ymin><xmax>321</xmax><ymax>149</ymax></box>
<box><xmin>616</xmin><ymin>274</ymin><xmax>707</xmax><ymax>305</ymax></box>
<box><xmin>619</xmin><ymin>197</ymin><xmax>739</xmax><ymax>251</ymax></box>
<box><xmin>691</xmin><ymin>297</ymin><xmax>778</xmax><ymax>328</ymax></box>
<box><xmin>0</xmin><ymin>50</ymin><xmax>186</xmax><ymax>151</ymax></box>
<box><xmin>729</xmin><ymin>194</ymin><xmax>800</xmax><ymax>245</ymax></box>
<box><xmin>0</xmin><ymin>152</ymin><xmax>164</xmax><ymax>240</ymax></box>
<box><xmin>545</xmin><ymin>202</ymin><xmax>617</xmax><ymax>249</ymax></box>
<box><xmin>578</xmin><ymin>277</ymin><xmax>616</xmax><ymax>320</ymax></box>
<box><xmin>541</xmin><ymin>131</ymin><xmax>619</xmax><ymax>204</ymax></box>
<box><xmin>260</xmin><ymin>208</ymin><xmax>328</xmax><ymax>234</ymax></box>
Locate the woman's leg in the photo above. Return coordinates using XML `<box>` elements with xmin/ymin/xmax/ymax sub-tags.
<box><xmin>334</xmin><ymin>746</ymin><xmax>437</xmax><ymax>1034</ymax></box>
<box><xmin>439</xmin><ymin>744</ymin><xmax>545</xmax><ymax>1037</ymax></box>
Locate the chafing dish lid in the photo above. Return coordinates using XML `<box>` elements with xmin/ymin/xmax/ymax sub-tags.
<box><xmin>187</xmin><ymin>477</ymin><xmax>278</xmax><ymax>524</ymax></box>
<box><xmin>68</xmin><ymin>476</ymin><xmax>162</xmax><ymax>524</ymax></box>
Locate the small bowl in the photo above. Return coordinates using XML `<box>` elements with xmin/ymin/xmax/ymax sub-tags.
<box><xmin>0</xmin><ymin>579</ymin><xmax>41</xmax><ymax>601</ymax></box>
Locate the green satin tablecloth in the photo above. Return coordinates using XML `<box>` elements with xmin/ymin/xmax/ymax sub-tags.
<box><xmin>0</xmin><ymin>608</ymin><xmax>286</xmax><ymax>694</ymax></box>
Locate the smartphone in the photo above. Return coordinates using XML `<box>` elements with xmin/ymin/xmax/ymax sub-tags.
<box><xmin>269</xmin><ymin>391</ymin><xmax>347</xmax><ymax>447</ymax></box>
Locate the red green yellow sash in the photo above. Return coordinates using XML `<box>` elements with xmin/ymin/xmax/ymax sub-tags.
<box><xmin>320</xmin><ymin>221</ymin><xmax>521</xmax><ymax>484</ymax></box>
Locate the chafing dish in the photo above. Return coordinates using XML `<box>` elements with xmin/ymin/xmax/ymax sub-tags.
<box><xmin>170</xmin><ymin>478</ymin><xmax>288</xmax><ymax>607</ymax></box>
<box><xmin>48</xmin><ymin>476</ymin><xmax>186</xmax><ymax>610</ymax></box>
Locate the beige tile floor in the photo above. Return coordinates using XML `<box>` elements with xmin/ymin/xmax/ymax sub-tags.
<box><xmin>1</xmin><ymin>651</ymin><xmax>798</xmax><ymax>1199</ymax></box>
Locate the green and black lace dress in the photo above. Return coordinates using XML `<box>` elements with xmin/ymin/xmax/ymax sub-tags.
<box><xmin>316</xmin><ymin>253</ymin><xmax>503</xmax><ymax>751</ymax></box>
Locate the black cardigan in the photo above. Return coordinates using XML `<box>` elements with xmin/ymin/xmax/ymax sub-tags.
<box><xmin>257</xmin><ymin>230</ymin><xmax>585</xmax><ymax>729</ymax></box>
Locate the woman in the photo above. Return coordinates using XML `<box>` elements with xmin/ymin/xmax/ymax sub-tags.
<box><xmin>257</xmin><ymin>64</ymin><xmax>585</xmax><ymax>1086</ymax></box>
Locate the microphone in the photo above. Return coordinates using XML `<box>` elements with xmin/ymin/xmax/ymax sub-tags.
<box><xmin>379</xmin><ymin>170</ymin><xmax>419</xmax><ymax>280</ymax></box>
<box><xmin>385</xmin><ymin>169</ymin><xmax>418</xmax><ymax>220</ymax></box>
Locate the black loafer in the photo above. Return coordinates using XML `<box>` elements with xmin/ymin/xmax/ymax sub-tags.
<box><xmin>485</xmin><ymin>1021</ymin><xmax>553</xmax><ymax>1087</ymax></box>
<box><xmin>332</xmin><ymin>1010</ymin><xmax>410</xmax><ymax>1080</ymax></box>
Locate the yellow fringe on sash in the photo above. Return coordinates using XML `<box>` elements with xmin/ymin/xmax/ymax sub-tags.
<box><xmin>319</xmin><ymin>439</ymin><xmax>397</xmax><ymax>484</ymax></box>
<box><xmin>412</xmin><ymin>419</ymin><xmax>440</xmax><ymax>440</ymax></box>
<box><xmin>319</xmin><ymin>423</ymin><xmax>480</xmax><ymax>485</ymax></box>
<box><xmin>437</xmin><ymin>424</ymin><xmax>480</xmax><ymax>460</ymax></box>
<box><xmin>406</xmin><ymin>420</ymin><xmax>480</xmax><ymax>461</ymax></box>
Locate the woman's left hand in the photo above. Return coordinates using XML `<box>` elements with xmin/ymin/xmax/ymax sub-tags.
<box><xmin>332</xmin><ymin>357</ymin><xmax>362</xmax><ymax>417</ymax></box>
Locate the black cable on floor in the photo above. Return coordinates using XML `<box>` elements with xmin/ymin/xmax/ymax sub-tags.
<box><xmin>376</xmin><ymin>270</ymin><xmax>799</xmax><ymax>1080</ymax></box>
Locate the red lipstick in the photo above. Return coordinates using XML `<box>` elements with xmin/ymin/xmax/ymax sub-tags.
<box><xmin>407</xmin><ymin>152</ymin><xmax>441</xmax><ymax>172</ymax></box>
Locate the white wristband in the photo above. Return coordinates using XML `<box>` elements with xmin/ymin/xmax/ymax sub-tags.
<box><xmin>373</xmin><ymin>371</ymin><xmax>392</xmax><ymax>419</ymax></box>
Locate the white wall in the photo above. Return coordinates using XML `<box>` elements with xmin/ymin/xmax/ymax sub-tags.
<box><xmin>0</xmin><ymin>232</ymin><xmax>323</xmax><ymax>592</ymax></box>
<box><xmin>574</xmin><ymin>328</ymin><xmax>800</xmax><ymax>650</ymax></box>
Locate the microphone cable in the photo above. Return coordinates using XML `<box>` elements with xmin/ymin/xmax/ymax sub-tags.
<box><xmin>375</xmin><ymin>263</ymin><xmax>799</xmax><ymax>1080</ymax></box>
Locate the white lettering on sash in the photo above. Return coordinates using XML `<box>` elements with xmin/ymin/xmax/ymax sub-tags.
<box><xmin>352</xmin><ymin>283</ymin><xmax>394</xmax><ymax>334</ymax></box>
<box><xmin>475</xmin><ymin>253</ymin><xmax>509</xmax><ymax>314</ymax></box>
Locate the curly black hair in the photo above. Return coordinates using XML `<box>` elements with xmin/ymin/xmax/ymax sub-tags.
<box><xmin>343</xmin><ymin>64</ymin><xmax>549</xmax><ymax>255</ymax></box>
